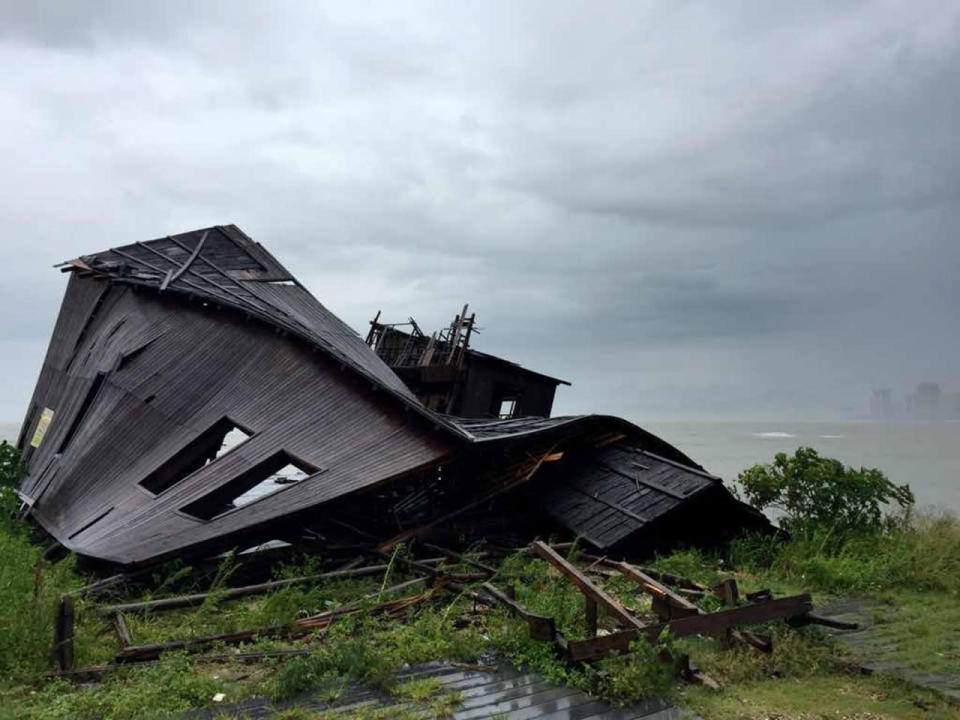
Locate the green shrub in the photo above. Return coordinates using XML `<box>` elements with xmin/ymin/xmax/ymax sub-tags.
<box><xmin>738</xmin><ymin>447</ymin><xmax>914</xmax><ymax>540</ymax></box>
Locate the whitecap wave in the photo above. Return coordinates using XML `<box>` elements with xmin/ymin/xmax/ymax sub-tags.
<box><xmin>753</xmin><ymin>431</ymin><xmax>797</xmax><ymax>438</ymax></box>
<box><xmin>819</xmin><ymin>434</ymin><xmax>844</xmax><ymax>439</ymax></box>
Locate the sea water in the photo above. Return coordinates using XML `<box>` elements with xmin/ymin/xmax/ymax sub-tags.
<box><xmin>643</xmin><ymin>420</ymin><xmax>960</xmax><ymax>513</ymax></box>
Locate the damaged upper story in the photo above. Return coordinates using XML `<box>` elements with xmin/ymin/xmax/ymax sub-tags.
<box><xmin>16</xmin><ymin>225</ymin><xmax>770</xmax><ymax>568</ymax></box>
<box><xmin>366</xmin><ymin>307</ymin><xmax>570</xmax><ymax>419</ymax></box>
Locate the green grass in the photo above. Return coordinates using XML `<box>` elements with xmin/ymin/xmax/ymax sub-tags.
<box><xmin>854</xmin><ymin>590</ymin><xmax>960</xmax><ymax>681</ymax></box>
<box><xmin>0</xmin><ymin>521</ymin><xmax>83</xmax><ymax>682</ymax></box>
<box><xmin>2</xmin><ymin>479</ymin><xmax>959</xmax><ymax>720</ymax></box>
<box><xmin>683</xmin><ymin>673</ymin><xmax>958</xmax><ymax>719</ymax></box>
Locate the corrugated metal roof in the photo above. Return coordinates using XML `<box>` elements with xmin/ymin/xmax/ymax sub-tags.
<box><xmin>537</xmin><ymin>443</ymin><xmax>718</xmax><ymax>548</ymax></box>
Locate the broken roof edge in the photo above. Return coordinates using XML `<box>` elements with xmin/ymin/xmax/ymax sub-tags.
<box><xmin>448</xmin><ymin>413</ymin><xmax>708</xmax><ymax>472</ymax></box>
<box><xmin>466</xmin><ymin>348</ymin><xmax>572</xmax><ymax>386</ymax></box>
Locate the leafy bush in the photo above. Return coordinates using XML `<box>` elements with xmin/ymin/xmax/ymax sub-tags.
<box><xmin>738</xmin><ymin>447</ymin><xmax>914</xmax><ymax>539</ymax></box>
<box><xmin>0</xmin><ymin>441</ymin><xmax>26</xmax><ymax>530</ymax></box>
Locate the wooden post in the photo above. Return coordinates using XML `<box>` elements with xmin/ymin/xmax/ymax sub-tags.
<box><xmin>112</xmin><ymin>612</ymin><xmax>133</xmax><ymax>647</ymax></box>
<box><xmin>713</xmin><ymin>579</ymin><xmax>740</xmax><ymax>606</ymax></box>
<box><xmin>585</xmin><ymin>597</ymin><xmax>598</xmax><ymax>638</ymax></box>
<box><xmin>53</xmin><ymin>595</ymin><xmax>75</xmax><ymax>671</ymax></box>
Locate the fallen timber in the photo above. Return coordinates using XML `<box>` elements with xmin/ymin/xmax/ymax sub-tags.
<box><xmin>515</xmin><ymin>543</ymin><xmax>822</xmax><ymax>668</ymax></box>
<box><xmin>563</xmin><ymin>594</ymin><xmax>814</xmax><ymax>662</ymax></box>
<box><xmin>50</xmin><ymin>539</ymin><xmax>852</xmax><ymax>691</ymax></box>
<box><xmin>114</xmin><ymin>577</ymin><xmax>433</xmax><ymax>664</ymax></box>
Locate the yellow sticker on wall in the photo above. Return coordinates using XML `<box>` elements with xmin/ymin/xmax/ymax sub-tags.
<box><xmin>30</xmin><ymin>408</ymin><xmax>54</xmax><ymax>448</ymax></box>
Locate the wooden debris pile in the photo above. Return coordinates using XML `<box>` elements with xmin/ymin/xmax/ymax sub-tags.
<box><xmin>50</xmin><ymin>539</ymin><xmax>856</xmax><ymax>691</ymax></box>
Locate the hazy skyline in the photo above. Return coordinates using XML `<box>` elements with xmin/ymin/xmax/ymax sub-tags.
<box><xmin>2</xmin><ymin>1</ymin><xmax>959</xmax><ymax>425</ymax></box>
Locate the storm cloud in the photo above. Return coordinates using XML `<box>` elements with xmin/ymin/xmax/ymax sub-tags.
<box><xmin>1</xmin><ymin>0</ymin><xmax>958</xmax><ymax>424</ymax></box>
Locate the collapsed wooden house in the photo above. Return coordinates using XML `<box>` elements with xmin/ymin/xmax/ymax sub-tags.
<box><xmin>15</xmin><ymin>225</ymin><xmax>769</xmax><ymax>568</ymax></box>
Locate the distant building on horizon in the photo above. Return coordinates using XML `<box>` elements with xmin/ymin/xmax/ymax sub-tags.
<box><xmin>915</xmin><ymin>383</ymin><xmax>941</xmax><ymax>420</ymax></box>
<box><xmin>871</xmin><ymin>382</ymin><xmax>957</xmax><ymax>421</ymax></box>
<box><xmin>870</xmin><ymin>388</ymin><xmax>894</xmax><ymax>419</ymax></box>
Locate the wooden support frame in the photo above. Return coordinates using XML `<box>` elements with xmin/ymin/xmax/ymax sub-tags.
<box><xmin>564</xmin><ymin>593</ymin><xmax>813</xmax><ymax>661</ymax></box>
<box><xmin>531</xmin><ymin>541</ymin><xmax>646</xmax><ymax>631</ymax></box>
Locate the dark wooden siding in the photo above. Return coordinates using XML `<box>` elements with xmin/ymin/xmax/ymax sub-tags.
<box><xmin>20</xmin><ymin>279</ymin><xmax>451</xmax><ymax>565</ymax></box>
<box><xmin>455</xmin><ymin>358</ymin><xmax>559</xmax><ymax>418</ymax></box>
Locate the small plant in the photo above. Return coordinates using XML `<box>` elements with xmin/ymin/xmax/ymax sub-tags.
<box><xmin>738</xmin><ymin>447</ymin><xmax>914</xmax><ymax>540</ymax></box>
<box><xmin>597</xmin><ymin>636</ymin><xmax>675</xmax><ymax>705</ymax></box>
<box><xmin>392</xmin><ymin>676</ymin><xmax>443</xmax><ymax>702</ymax></box>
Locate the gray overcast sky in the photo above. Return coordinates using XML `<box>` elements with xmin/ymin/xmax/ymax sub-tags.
<box><xmin>1</xmin><ymin>1</ymin><xmax>958</xmax><ymax>425</ymax></box>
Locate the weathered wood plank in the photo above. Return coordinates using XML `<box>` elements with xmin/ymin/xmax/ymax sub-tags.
<box><xmin>99</xmin><ymin>563</ymin><xmax>394</xmax><ymax>615</ymax></box>
<box><xmin>585</xmin><ymin>597</ymin><xmax>598</xmax><ymax>637</ymax></box>
<box><xmin>614</xmin><ymin>562</ymin><xmax>699</xmax><ymax>617</ymax></box>
<box><xmin>112</xmin><ymin>612</ymin><xmax>133</xmax><ymax>647</ymax></box>
<box><xmin>480</xmin><ymin>582</ymin><xmax>556</xmax><ymax>641</ymax></box>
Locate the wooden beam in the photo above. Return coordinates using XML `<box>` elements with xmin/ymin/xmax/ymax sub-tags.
<box><xmin>115</xmin><ymin>582</ymin><xmax>432</xmax><ymax>663</ymax></box>
<box><xmin>614</xmin><ymin>562</ymin><xmax>699</xmax><ymax>617</ymax></box>
<box><xmin>420</xmin><ymin>542</ymin><xmax>497</xmax><ymax>576</ymax></box>
<box><xmin>531</xmin><ymin>541</ymin><xmax>646</xmax><ymax>631</ymax></box>
<box><xmin>99</xmin><ymin>563</ymin><xmax>395</xmax><ymax>615</ymax></box>
<box><xmin>565</xmin><ymin>594</ymin><xmax>813</xmax><ymax>661</ymax></box>
<box><xmin>53</xmin><ymin>595</ymin><xmax>75</xmax><ymax>671</ymax></box>
<box><xmin>712</xmin><ymin>579</ymin><xmax>740</xmax><ymax>607</ymax></box>
<box><xmin>481</xmin><ymin>582</ymin><xmax>556</xmax><ymax>641</ymax></box>
<box><xmin>112</xmin><ymin>612</ymin><xmax>133</xmax><ymax>647</ymax></box>
<box><xmin>585</xmin><ymin>597</ymin><xmax>598</xmax><ymax>638</ymax></box>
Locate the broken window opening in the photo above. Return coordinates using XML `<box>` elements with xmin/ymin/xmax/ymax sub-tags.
<box><xmin>180</xmin><ymin>450</ymin><xmax>317</xmax><ymax>521</ymax></box>
<box><xmin>498</xmin><ymin>397</ymin><xmax>518</xmax><ymax>419</ymax></box>
<box><xmin>57</xmin><ymin>372</ymin><xmax>107</xmax><ymax>454</ymax></box>
<box><xmin>139</xmin><ymin>418</ymin><xmax>252</xmax><ymax>495</ymax></box>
